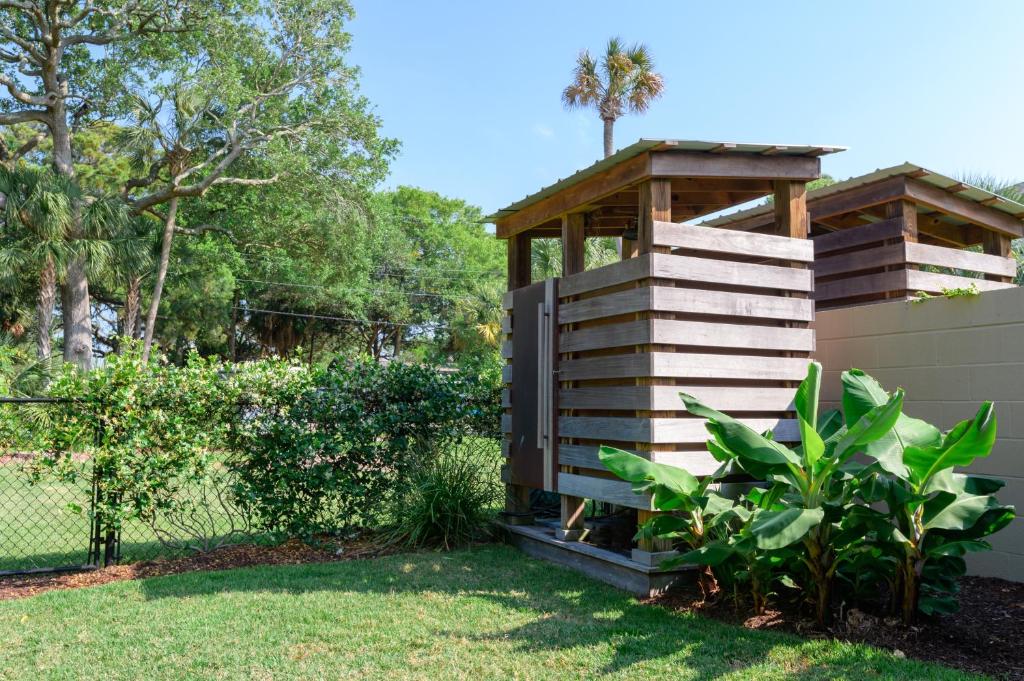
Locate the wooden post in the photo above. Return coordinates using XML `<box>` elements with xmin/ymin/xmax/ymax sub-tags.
<box><xmin>631</xmin><ymin>180</ymin><xmax>675</xmax><ymax>561</ymax></box>
<box><xmin>507</xmin><ymin>233</ymin><xmax>531</xmax><ymax>291</ymax></box>
<box><xmin>884</xmin><ymin>199</ymin><xmax>919</xmax><ymax>298</ymax></box>
<box><xmin>982</xmin><ymin>231</ymin><xmax>1014</xmax><ymax>283</ymax></box>
<box><xmin>558</xmin><ymin>213</ymin><xmax>587</xmax><ymax>539</ymax></box>
<box><xmin>561</xmin><ymin>213</ymin><xmax>586</xmax><ymax>275</ymax></box>
<box><xmin>773</xmin><ymin>180</ymin><xmax>808</xmax><ymax>239</ymax></box>
<box><xmin>556</xmin><ymin>495</ymin><xmax>586</xmax><ymax>541</ymax></box>
<box><xmin>888</xmin><ymin>199</ymin><xmax>918</xmax><ymax>243</ymax></box>
<box><xmin>504</xmin><ymin>232</ymin><xmax>533</xmax><ymax>522</ymax></box>
<box><xmin>638</xmin><ymin>179</ymin><xmax>673</xmax><ymax>254</ymax></box>
<box><xmin>633</xmin><ymin>509</ymin><xmax>674</xmax><ymax>565</ymax></box>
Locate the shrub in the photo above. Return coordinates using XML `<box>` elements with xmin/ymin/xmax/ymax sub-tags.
<box><xmin>36</xmin><ymin>344</ymin><xmax>305</xmax><ymax>540</ymax></box>
<box><xmin>385</xmin><ymin>438</ymin><xmax>501</xmax><ymax>549</ymax></box>
<box><xmin>231</xmin><ymin>358</ymin><xmax>497</xmax><ymax>540</ymax></box>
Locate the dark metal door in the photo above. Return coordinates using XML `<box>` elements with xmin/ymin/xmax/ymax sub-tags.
<box><xmin>509</xmin><ymin>278</ymin><xmax>558</xmax><ymax>491</ymax></box>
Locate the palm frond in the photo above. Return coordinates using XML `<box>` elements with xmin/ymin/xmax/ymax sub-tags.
<box><xmin>563</xmin><ymin>37</ymin><xmax>664</xmax><ymax>122</ymax></box>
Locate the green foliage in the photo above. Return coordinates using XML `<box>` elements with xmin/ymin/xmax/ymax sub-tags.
<box><xmin>841</xmin><ymin>370</ymin><xmax>1013</xmax><ymax>622</ymax></box>
<box><xmin>231</xmin><ymin>358</ymin><xmax>498</xmax><ymax>540</ymax></box>
<box><xmin>385</xmin><ymin>439</ymin><xmax>501</xmax><ymax>550</ymax></box>
<box><xmin>37</xmin><ymin>343</ymin><xmax>306</xmax><ymax>533</ymax></box>
<box><xmin>911</xmin><ymin>283</ymin><xmax>981</xmax><ymax>304</ymax></box>
<box><xmin>601</xmin><ymin>362</ymin><xmax>1014</xmax><ymax>626</ymax></box>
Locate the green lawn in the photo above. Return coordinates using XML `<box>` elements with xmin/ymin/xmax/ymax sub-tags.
<box><xmin>0</xmin><ymin>545</ymin><xmax>981</xmax><ymax>680</ymax></box>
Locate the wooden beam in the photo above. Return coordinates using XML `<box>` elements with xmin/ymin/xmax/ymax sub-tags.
<box><xmin>914</xmin><ymin>213</ymin><xmax>971</xmax><ymax>247</ymax></box>
<box><xmin>637</xmin><ymin>179</ymin><xmax>672</xmax><ymax>254</ymax></box>
<box><xmin>904</xmin><ymin>177</ymin><xmax>1024</xmax><ymax>239</ymax></box>
<box><xmin>773</xmin><ymin>180</ymin><xmax>808</xmax><ymax>239</ymax></box>
<box><xmin>653</xmin><ymin>221</ymin><xmax>814</xmax><ymax>262</ymax></box>
<box><xmin>809</xmin><ymin>176</ymin><xmax>908</xmax><ymax>221</ymax></box>
<box><xmin>561</xmin><ymin>213</ymin><xmax>586</xmax><ymax>276</ymax></box>
<box><xmin>495</xmin><ymin>153</ymin><xmax>652</xmax><ymax>238</ymax></box>
<box><xmin>672</xmin><ymin>178</ymin><xmax>775</xmax><ymax>193</ymax></box>
<box><xmin>649</xmin><ymin>151</ymin><xmax>821</xmax><ymax>180</ymax></box>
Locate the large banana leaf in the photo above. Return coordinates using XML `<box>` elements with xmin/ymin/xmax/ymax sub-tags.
<box><xmin>922</xmin><ymin>469</ymin><xmax>1005</xmax><ymax>496</ymax></box>
<box><xmin>841</xmin><ymin>369</ymin><xmax>940</xmax><ymax>478</ymax></box>
<box><xmin>677</xmin><ymin>540</ymin><xmax>737</xmax><ymax>567</ymax></box>
<box><xmin>794</xmin><ymin>361</ymin><xmax>821</xmax><ymax>429</ymax></box>
<box><xmin>922</xmin><ymin>492</ymin><xmax>1004</xmax><ymax>531</ymax></box>
<box><xmin>903</xmin><ymin>403</ymin><xmax>997</xmax><ymax>486</ymax></box>
<box><xmin>832</xmin><ymin>389</ymin><xmax>904</xmax><ymax>462</ymax></box>
<box><xmin>750</xmin><ymin>507</ymin><xmax>824</xmax><ymax>549</ymax></box>
<box><xmin>679</xmin><ymin>393</ymin><xmax>800</xmax><ymax>477</ymax></box>
<box><xmin>598</xmin><ymin>445</ymin><xmax>698</xmax><ymax>510</ymax></box>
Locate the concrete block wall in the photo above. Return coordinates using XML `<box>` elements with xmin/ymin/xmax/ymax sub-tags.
<box><xmin>814</xmin><ymin>286</ymin><xmax>1024</xmax><ymax>581</ymax></box>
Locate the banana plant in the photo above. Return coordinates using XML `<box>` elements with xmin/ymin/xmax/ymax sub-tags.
<box><xmin>598</xmin><ymin>445</ymin><xmax>733</xmax><ymax>594</ymax></box>
<box><xmin>680</xmin><ymin>361</ymin><xmax>904</xmax><ymax>626</ymax></box>
<box><xmin>676</xmin><ymin>486</ymin><xmax>799</xmax><ymax>614</ymax></box>
<box><xmin>841</xmin><ymin>370</ymin><xmax>1015</xmax><ymax>623</ymax></box>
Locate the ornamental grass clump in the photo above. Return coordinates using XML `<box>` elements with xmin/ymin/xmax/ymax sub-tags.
<box><xmin>386</xmin><ymin>439</ymin><xmax>500</xmax><ymax>550</ymax></box>
<box><xmin>600</xmin><ymin>361</ymin><xmax>1014</xmax><ymax>627</ymax></box>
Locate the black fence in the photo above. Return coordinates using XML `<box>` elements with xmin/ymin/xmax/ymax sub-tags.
<box><xmin>0</xmin><ymin>397</ymin><xmax>256</xmax><ymax>576</ymax></box>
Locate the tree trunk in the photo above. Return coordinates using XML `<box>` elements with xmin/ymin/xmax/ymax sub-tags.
<box><xmin>142</xmin><ymin>196</ymin><xmax>179</xmax><ymax>363</ymax></box>
<box><xmin>306</xmin><ymin>320</ymin><xmax>316</xmax><ymax>366</ymax></box>
<box><xmin>228</xmin><ymin>289</ymin><xmax>238</xmax><ymax>362</ymax></box>
<box><xmin>901</xmin><ymin>555</ymin><xmax>921</xmax><ymax>625</ymax></box>
<box><xmin>61</xmin><ymin>255</ymin><xmax>92</xmax><ymax>369</ymax></box>
<box><xmin>48</xmin><ymin>58</ymin><xmax>93</xmax><ymax>370</ymax></box>
<box><xmin>123</xmin><ymin>276</ymin><xmax>142</xmax><ymax>343</ymax></box>
<box><xmin>603</xmin><ymin>118</ymin><xmax>615</xmax><ymax>158</ymax></box>
<box><xmin>393</xmin><ymin>326</ymin><xmax>402</xmax><ymax>357</ymax></box>
<box><xmin>804</xmin><ymin>535</ymin><xmax>832</xmax><ymax>628</ymax></box>
<box><xmin>36</xmin><ymin>254</ymin><xmax>56</xmax><ymax>359</ymax></box>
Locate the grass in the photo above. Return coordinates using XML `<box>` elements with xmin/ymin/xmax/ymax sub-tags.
<box><xmin>0</xmin><ymin>544</ymin><xmax>982</xmax><ymax>680</ymax></box>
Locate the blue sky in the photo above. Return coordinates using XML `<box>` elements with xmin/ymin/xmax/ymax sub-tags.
<box><xmin>348</xmin><ymin>1</ymin><xmax>1024</xmax><ymax>216</ymax></box>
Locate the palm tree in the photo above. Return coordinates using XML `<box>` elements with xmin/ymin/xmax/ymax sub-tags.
<box><xmin>108</xmin><ymin>216</ymin><xmax>155</xmax><ymax>344</ymax></box>
<box><xmin>116</xmin><ymin>87</ymin><xmax>215</xmax><ymax>362</ymax></box>
<box><xmin>562</xmin><ymin>38</ymin><xmax>665</xmax><ymax>158</ymax></box>
<box><xmin>0</xmin><ymin>166</ymin><xmax>75</xmax><ymax>360</ymax></box>
<box><xmin>0</xmin><ymin>166</ymin><xmax>125</xmax><ymax>363</ymax></box>
<box><xmin>531</xmin><ymin>236</ymin><xmax>619</xmax><ymax>281</ymax></box>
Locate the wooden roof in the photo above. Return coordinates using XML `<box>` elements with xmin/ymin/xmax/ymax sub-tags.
<box><xmin>489</xmin><ymin>139</ymin><xmax>844</xmax><ymax>239</ymax></box>
<box><xmin>706</xmin><ymin>163</ymin><xmax>1024</xmax><ymax>245</ymax></box>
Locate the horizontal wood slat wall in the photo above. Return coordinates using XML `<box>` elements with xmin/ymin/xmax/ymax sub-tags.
<box><xmin>553</xmin><ymin>222</ymin><xmax>813</xmax><ymax>505</ymax></box>
<box><xmin>813</xmin><ymin>220</ymin><xmax>1016</xmax><ymax>309</ymax></box>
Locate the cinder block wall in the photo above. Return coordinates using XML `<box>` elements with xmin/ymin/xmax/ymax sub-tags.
<box><xmin>814</xmin><ymin>286</ymin><xmax>1024</xmax><ymax>582</ymax></box>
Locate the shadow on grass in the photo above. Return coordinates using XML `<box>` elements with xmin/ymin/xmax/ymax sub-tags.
<box><xmin>130</xmin><ymin>544</ymin><xmax>953</xmax><ymax>680</ymax></box>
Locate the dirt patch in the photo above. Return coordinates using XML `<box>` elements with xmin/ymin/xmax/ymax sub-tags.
<box><xmin>648</xmin><ymin>575</ymin><xmax>1024</xmax><ymax>680</ymax></box>
<box><xmin>0</xmin><ymin>537</ymin><xmax>393</xmax><ymax>601</ymax></box>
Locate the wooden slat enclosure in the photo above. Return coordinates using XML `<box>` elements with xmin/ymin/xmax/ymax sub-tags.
<box><xmin>553</xmin><ymin>220</ymin><xmax>813</xmax><ymax>500</ymax></box>
<box><xmin>813</xmin><ymin>218</ymin><xmax>1016</xmax><ymax>309</ymax></box>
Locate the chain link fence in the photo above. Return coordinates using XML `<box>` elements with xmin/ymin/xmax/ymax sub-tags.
<box><xmin>0</xmin><ymin>398</ymin><xmax>257</xmax><ymax>575</ymax></box>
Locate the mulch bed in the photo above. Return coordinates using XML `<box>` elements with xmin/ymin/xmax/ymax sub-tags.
<box><xmin>0</xmin><ymin>537</ymin><xmax>394</xmax><ymax>601</ymax></box>
<box><xmin>648</xmin><ymin>575</ymin><xmax>1024</xmax><ymax>680</ymax></box>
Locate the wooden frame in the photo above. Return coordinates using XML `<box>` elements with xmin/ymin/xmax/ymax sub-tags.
<box><xmin>494</xmin><ymin>140</ymin><xmax>825</xmax><ymax>550</ymax></box>
<box><xmin>494</xmin><ymin>144</ymin><xmax>824</xmax><ymax>239</ymax></box>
